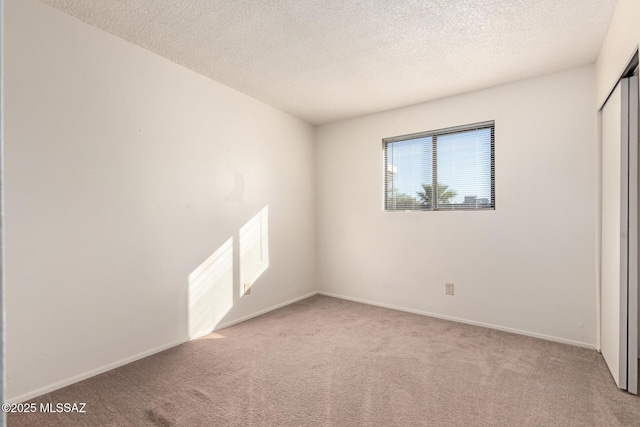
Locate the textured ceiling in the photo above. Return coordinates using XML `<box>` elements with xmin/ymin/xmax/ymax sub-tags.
<box><xmin>40</xmin><ymin>0</ymin><xmax>617</xmax><ymax>125</ymax></box>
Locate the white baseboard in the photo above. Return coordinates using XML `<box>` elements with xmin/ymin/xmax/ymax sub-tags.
<box><xmin>9</xmin><ymin>291</ymin><xmax>319</xmax><ymax>404</ymax></box>
<box><xmin>8</xmin><ymin>338</ymin><xmax>188</xmax><ymax>404</ymax></box>
<box><xmin>10</xmin><ymin>290</ymin><xmax>595</xmax><ymax>403</ymax></box>
<box><xmin>318</xmin><ymin>291</ymin><xmax>597</xmax><ymax>350</ymax></box>
<box><xmin>215</xmin><ymin>291</ymin><xmax>319</xmax><ymax>330</ymax></box>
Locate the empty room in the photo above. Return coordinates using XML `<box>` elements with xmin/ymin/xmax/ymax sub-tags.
<box><xmin>3</xmin><ymin>0</ymin><xmax>640</xmax><ymax>425</ymax></box>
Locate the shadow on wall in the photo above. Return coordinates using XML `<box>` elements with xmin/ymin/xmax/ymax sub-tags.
<box><xmin>187</xmin><ymin>206</ymin><xmax>269</xmax><ymax>340</ymax></box>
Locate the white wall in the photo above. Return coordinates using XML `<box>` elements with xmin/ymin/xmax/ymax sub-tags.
<box><xmin>316</xmin><ymin>65</ymin><xmax>598</xmax><ymax>347</ymax></box>
<box><xmin>4</xmin><ymin>0</ymin><xmax>316</xmax><ymax>401</ymax></box>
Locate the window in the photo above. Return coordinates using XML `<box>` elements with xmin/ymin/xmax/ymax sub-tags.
<box><xmin>383</xmin><ymin>121</ymin><xmax>494</xmax><ymax>211</ymax></box>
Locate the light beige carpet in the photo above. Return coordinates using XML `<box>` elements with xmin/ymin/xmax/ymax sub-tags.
<box><xmin>8</xmin><ymin>295</ymin><xmax>640</xmax><ymax>426</ymax></box>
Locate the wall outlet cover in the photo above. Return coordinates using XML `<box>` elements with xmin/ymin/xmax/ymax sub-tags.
<box><xmin>445</xmin><ymin>282</ymin><xmax>454</xmax><ymax>296</ymax></box>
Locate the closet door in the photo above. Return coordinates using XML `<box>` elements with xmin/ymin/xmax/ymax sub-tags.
<box><xmin>601</xmin><ymin>80</ymin><xmax>627</xmax><ymax>390</ymax></box>
<box><xmin>601</xmin><ymin>75</ymin><xmax>639</xmax><ymax>394</ymax></box>
<box><xmin>628</xmin><ymin>75</ymin><xmax>638</xmax><ymax>395</ymax></box>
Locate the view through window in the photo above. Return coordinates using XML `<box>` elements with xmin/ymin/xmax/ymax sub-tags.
<box><xmin>384</xmin><ymin>121</ymin><xmax>495</xmax><ymax>211</ymax></box>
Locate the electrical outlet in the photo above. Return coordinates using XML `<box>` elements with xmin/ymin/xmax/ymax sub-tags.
<box><xmin>244</xmin><ymin>283</ymin><xmax>251</xmax><ymax>295</ymax></box>
<box><xmin>445</xmin><ymin>282</ymin><xmax>454</xmax><ymax>296</ymax></box>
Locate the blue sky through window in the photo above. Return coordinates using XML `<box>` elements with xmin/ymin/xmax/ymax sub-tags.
<box><xmin>388</xmin><ymin>136</ymin><xmax>432</xmax><ymax>200</ymax></box>
<box><xmin>437</xmin><ymin>128</ymin><xmax>492</xmax><ymax>204</ymax></box>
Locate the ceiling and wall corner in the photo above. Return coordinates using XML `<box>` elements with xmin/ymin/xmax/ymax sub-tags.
<box><xmin>40</xmin><ymin>0</ymin><xmax>617</xmax><ymax>125</ymax></box>
<box><xmin>595</xmin><ymin>0</ymin><xmax>640</xmax><ymax>107</ymax></box>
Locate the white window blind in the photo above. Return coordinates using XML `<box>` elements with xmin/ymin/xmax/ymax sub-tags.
<box><xmin>383</xmin><ymin>121</ymin><xmax>495</xmax><ymax>211</ymax></box>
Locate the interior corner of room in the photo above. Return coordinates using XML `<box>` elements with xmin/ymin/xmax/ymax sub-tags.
<box><xmin>1</xmin><ymin>0</ymin><xmax>640</xmax><ymax>423</ymax></box>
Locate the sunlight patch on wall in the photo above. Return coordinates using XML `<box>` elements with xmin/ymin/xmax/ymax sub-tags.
<box><xmin>240</xmin><ymin>205</ymin><xmax>269</xmax><ymax>296</ymax></box>
<box><xmin>188</xmin><ymin>237</ymin><xmax>234</xmax><ymax>339</ymax></box>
